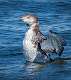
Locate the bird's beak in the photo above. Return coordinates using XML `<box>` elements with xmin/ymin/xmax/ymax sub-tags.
<box><xmin>20</xmin><ymin>16</ymin><xmax>30</xmax><ymax>27</ymax></box>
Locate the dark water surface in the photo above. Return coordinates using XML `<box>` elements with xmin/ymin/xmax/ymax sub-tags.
<box><xmin>0</xmin><ymin>0</ymin><xmax>71</xmax><ymax>80</ymax></box>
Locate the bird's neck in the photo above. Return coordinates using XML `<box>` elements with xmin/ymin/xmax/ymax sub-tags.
<box><xmin>30</xmin><ymin>23</ymin><xmax>39</xmax><ymax>31</ymax></box>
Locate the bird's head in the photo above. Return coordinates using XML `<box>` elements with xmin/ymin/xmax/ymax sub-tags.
<box><xmin>21</xmin><ymin>15</ymin><xmax>38</xmax><ymax>26</ymax></box>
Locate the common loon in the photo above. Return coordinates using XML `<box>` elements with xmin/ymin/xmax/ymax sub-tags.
<box><xmin>21</xmin><ymin>14</ymin><xmax>66</xmax><ymax>63</ymax></box>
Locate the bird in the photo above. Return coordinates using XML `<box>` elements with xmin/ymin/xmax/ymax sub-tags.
<box><xmin>21</xmin><ymin>14</ymin><xmax>66</xmax><ymax>63</ymax></box>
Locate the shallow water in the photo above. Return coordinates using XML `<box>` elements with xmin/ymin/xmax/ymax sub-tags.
<box><xmin>0</xmin><ymin>0</ymin><xmax>71</xmax><ymax>80</ymax></box>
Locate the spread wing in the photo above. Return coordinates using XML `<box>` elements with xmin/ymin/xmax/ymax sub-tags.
<box><xmin>41</xmin><ymin>30</ymin><xmax>66</xmax><ymax>56</ymax></box>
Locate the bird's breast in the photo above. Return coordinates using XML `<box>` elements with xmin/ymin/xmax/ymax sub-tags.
<box><xmin>23</xmin><ymin>29</ymin><xmax>37</xmax><ymax>51</ymax></box>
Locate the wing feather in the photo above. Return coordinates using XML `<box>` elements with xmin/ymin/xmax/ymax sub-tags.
<box><xmin>41</xmin><ymin>30</ymin><xmax>66</xmax><ymax>56</ymax></box>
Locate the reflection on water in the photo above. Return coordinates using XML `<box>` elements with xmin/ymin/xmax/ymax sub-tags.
<box><xmin>1</xmin><ymin>57</ymin><xmax>71</xmax><ymax>80</ymax></box>
<box><xmin>22</xmin><ymin>60</ymin><xmax>71</xmax><ymax>80</ymax></box>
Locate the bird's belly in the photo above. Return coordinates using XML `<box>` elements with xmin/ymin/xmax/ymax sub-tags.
<box><xmin>23</xmin><ymin>39</ymin><xmax>37</xmax><ymax>62</ymax></box>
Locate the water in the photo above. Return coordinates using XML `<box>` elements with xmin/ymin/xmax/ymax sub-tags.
<box><xmin>0</xmin><ymin>0</ymin><xmax>71</xmax><ymax>80</ymax></box>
